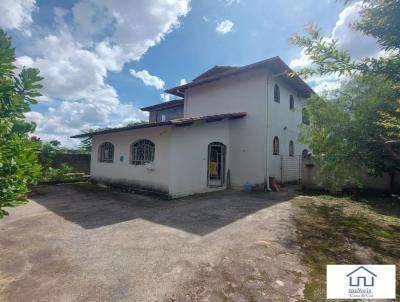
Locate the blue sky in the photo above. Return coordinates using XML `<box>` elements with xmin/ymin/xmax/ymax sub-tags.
<box><xmin>1</xmin><ymin>0</ymin><xmax>381</xmax><ymax>146</ymax></box>
<box><xmin>110</xmin><ymin>0</ymin><xmax>343</xmax><ymax>105</ymax></box>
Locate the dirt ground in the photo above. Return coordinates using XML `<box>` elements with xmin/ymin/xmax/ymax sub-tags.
<box><xmin>0</xmin><ymin>183</ymin><xmax>306</xmax><ymax>302</ymax></box>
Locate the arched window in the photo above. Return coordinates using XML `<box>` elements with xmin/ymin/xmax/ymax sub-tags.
<box><xmin>289</xmin><ymin>140</ymin><xmax>294</xmax><ymax>157</ymax></box>
<box><xmin>273</xmin><ymin>136</ymin><xmax>279</xmax><ymax>155</ymax></box>
<box><xmin>289</xmin><ymin>95</ymin><xmax>294</xmax><ymax>111</ymax></box>
<box><xmin>131</xmin><ymin>139</ymin><xmax>155</xmax><ymax>165</ymax></box>
<box><xmin>99</xmin><ymin>142</ymin><xmax>114</xmax><ymax>163</ymax></box>
<box><xmin>274</xmin><ymin>84</ymin><xmax>280</xmax><ymax>103</ymax></box>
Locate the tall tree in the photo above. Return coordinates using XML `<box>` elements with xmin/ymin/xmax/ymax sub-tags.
<box><xmin>299</xmin><ymin>76</ymin><xmax>399</xmax><ymax>192</ymax></box>
<box><xmin>0</xmin><ymin>29</ymin><xmax>43</xmax><ymax>218</ymax></box>
<box><xmin>290</xmin><ymin>0</ymin><xmax>400</xmax><ymax>191</ymax></box>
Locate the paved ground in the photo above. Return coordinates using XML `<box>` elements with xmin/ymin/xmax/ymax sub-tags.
<box><xmin>0</xmin><ymin>183</ymin><xmax>306</xmax><ymax>302</ymax></box>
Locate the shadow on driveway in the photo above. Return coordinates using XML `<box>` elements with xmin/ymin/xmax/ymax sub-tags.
<box><xmin>29</xmin><ymin>183</ymin><xmax>297</xmax><ymax>235</ymax></box>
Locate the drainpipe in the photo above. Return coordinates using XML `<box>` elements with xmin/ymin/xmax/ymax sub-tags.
<box><xmin>265</xmin><ymin>73</ymin><xmax>271</xmax><ymax>191</ymax></box>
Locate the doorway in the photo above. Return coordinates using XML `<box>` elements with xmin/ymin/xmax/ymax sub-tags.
<box><xmin>207</xmin><ymin>142</ymin><xmax>226</xmax><ymax>187</ymax></box>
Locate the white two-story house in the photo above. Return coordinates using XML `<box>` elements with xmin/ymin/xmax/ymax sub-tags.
<box><xmin>72</xmin><ymin>56</ymin><xmax>313</xmax><ymax>197</ymax></box>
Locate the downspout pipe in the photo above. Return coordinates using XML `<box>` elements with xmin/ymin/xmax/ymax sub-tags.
<box><xmin>265</xmin><ymin>72</ymin><xmax>272</xmax><ymax>192</ymax></box>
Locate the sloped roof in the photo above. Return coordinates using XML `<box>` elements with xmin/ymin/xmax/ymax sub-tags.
<box><xmin>165</xmin><ymin>56</ymin><xmax>314</xmax><ymax>98</ymax></box>
<box><xmin>140</xmin><ymin>99</ymin><xmax>184</xmax><ymax>112</ymax></box>
<box><xmin>192</xmin><ymin>66</ymin><xmax>240</xmax><ymax>82</ymax></box>
<box><xmin>71</xmin><ymin>112</ymin><xmax>246</xmax><ymax>138</ymax></box>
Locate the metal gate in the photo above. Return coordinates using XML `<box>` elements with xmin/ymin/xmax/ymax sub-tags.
<box><xmin>280</xmin><ymin>155</ymin><xmax>302</xmax><ymax>185</ymax></box>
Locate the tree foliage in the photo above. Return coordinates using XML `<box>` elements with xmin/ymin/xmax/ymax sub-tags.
<box><xmin>39</xmin><ymin>139</ymin><xmax>66</xmax><ymax>171</ymax></box>
<box><xmin>0</xmin><ymin>29</ymin><xmax>43</xmax><ymax>218</ymax></box>
<box><xmin>291</xmin><ymin>0</ymin><xmax>400</xmax><ymax>191</ymax></box>
<box><xmin>299</xmin><ymin>76</ymin><xmax>399</xmax><ymax>191</ymax></box>
<box><xmin>78</xmin><ymin>127</ymin><xmax>112</xmax><ymax>153</ymax></box>
<box><xmin>290</xmin><ymin>0</ymin><xmax>400</xmax><ymax>83</ymax></box>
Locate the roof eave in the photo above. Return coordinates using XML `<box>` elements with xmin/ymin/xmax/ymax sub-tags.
<box><xmin>164</xmin><ymin>56</ymin><xmax>314</xmax><ymax>98</ymax></box>
<box><xmin>140</xmin><ymin>99</ymin><xmax>184</xmax><ymax>112</ymax></box>
<box><xmin>70</xmin><ymin>112</ymin><xmax>246</xmax><ymax>139</ymax></box>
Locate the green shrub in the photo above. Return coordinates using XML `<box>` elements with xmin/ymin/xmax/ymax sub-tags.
<box><xmin>39</xmin><ymin>163</ymin><xmax>82</xmax><ymax>183</ymax></box>
<box><xmin>0</xmin><ymin>30</ymin><xmax>43</xmax><ymax>218</ymax></box>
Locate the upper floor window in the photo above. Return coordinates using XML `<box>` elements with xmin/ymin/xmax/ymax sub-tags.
<box><xmin>99</xmin><ymin>142</ymin><xmax>114</xmax><ymax>163</ymax></box>
<box><xmin>131</xmin><ymin>139</ymin><xmax>155</xmax><ymax>165</ymax></box>
<box><xmin>274</xmin><ymin>84</ymin><xmax>280</xmax><ymax>103</ymax></box>
<box><xmin>289</xmin><ymin>95</ymin><xmax>294</xmax><ymax>111</ymax></box>
<box><xmin>273</xmin><ymin>136</ymin><xmax>279</xmax><ymax>155</ymax></box>
<box><xmin>302</xmin><ymin>107</ymin><xmax>310</xmax><ymax>125</ymax></box>
<box><xmin>289</xmin><ymin>140</ymin><xmax>294</xmax><ymax>157</ymax></box>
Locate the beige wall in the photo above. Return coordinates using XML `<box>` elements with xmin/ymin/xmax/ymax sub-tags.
<box><xmin>90</xmin><ymin>120</ymin><xmax>232</xmax><ymax>197</ymax></box>
<box><xmin>266</xmin><ymin>77</ymin><xmax>308</xmax><ymax>182</ymax></box>
<box><xmin>302</xmin><ymin>158</ymin><xmax>400</xmax><ymax>192</ymax></box>
<box><xmin>184</xmin><ymin>68</ymin><xmax>307</xmax><ymax>186</ymax></box>
<box><xmin>89</xmin><ymin>68</ymin><xmax>310</xmax><ymax>196</ymax></box>
<box><xmin>91</xmin><ymin>126</ymin><xmax>172</xmax><ymax>194</ymax></box>
<box><xmin>169</xmin><ymin>120</ymin><xmax>230</xmax><ymax>197</ymax></box>
<box><xmin>184</xmin><ymin>69</ymin><xmax>268</xmax><ymax>187</ymax></box>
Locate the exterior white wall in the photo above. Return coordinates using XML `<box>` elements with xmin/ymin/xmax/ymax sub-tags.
<box><xmin>169</xmin><ymin>120</ymin><xmax>230</xmax><ymax>197</ymax></box>
<box><xmin>184</xmin><ymin>69</ymin><xmax>268</xmax><ymax>187</ymax></box>
<box><xmin>266</xmin><ymin>77</ymin><xmax>307</xmax><ymax>182</ymax></box>
<box><xmin>91</xmin><ymin>126</ymin><xmax>172</xmax><ymax>194</ymax></box>
<box><xmin>88</xmin><ymin>67</ymin><xmax>309</xmax><ymax>197</ymax></box>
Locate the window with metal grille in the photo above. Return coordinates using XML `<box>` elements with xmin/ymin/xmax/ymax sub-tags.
<box><xmin>289</xmin><ymin>140</ymin><xmax>294</xmax><ymax>157</ymax></box>
<box><xmin>273</xmin><ymin>136</ymin><xmax>279</xmax><ymax>155</ymax></box>
<box><xmin>99</xmin><ymin>142</ymin><xmax>114</xmax><ymax>163</ymax></box>
<box><xmin>290</xmin><ymin>95</ymin><xmax>294</xmax><ymax>111</ymax></box>
<box><xmin>274</xmin><ymin>84</ymin><xmax>280</xmax><ymax>103</ymax></box>
<box><xmin>131</xmin><ymin>139</ymin><xmax>155</xmax><ymax>165</ymax></box>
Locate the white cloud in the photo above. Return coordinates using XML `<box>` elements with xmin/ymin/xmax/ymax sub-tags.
<box><xmin>289</xmin><ymin>48</ymin><xmax>313</xmax><ymax>69</ymax></box>
<box><xmin>331</xmin><ymin>2</ymin><xmax>381</xmax><ymax>59</ymax></box>
<box><xmin>25</xmin><ymin>111</ymin><xmax>43</xmax><ymax>124</ymax></box>
<box><xmin>160</xmin><ymin>93</ymin><xmax>172</xmax><ymax>103</ymax></box>
<box><xmin>179</xmin><ymin>78</ymin><xmax>187</xmax><ymax>85</ymax></box>
<box><xmin>130</xmin><ymin>69</ymin><xmax>165</xmax><ymax>90</ymax></box>
<box><xmin>71</xmin><ymin>0</ymin><xmax>190</xmax><ymax>68</ymax></box>
<box><xmin>224</xmin><ymin>0</ymin><xmax>240</xmax><ymax>5</ymax></box>
<box><xmin>216</xmin><ymin>19</ymin><xmax>234</xmax><ymax>35</ymax></box>
<box><xmin>290</xmin><ymin>1</ymin><xmax>384</xmax><ymax>92</ymax></box>
<box><xmin>310</xmin><ymin>74</ymin><xmax>342</xmax><ymax>95</ymax></box>
<box><xmin>15</xmin><ymin>0</ymin><xmax>190</xmax><ymax>147</ymax></box>
<box><xmin>15</xmin><ymin>55</ymin><xmax>34</xmax><ymax>68</ymax></box>
<box><xmin>0</xmin><ymin>0</ymin><xmax>37</xmax><ymax>34</ymax></box>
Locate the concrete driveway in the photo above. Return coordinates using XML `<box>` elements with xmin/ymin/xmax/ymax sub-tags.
<box><xmin>0</xmin><ymin>183</ymin><xmax>305</xmax><ymax>302</ymax></box>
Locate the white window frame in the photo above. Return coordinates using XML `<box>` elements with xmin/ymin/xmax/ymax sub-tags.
<box><xmin>99</xmin><ymin>142</ymin><xmax>114</xmax><ymax>163</ymax></box>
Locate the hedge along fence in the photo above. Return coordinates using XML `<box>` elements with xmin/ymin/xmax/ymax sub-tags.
<box><xmin>302</xmin><ymin>157</ymin><xmax>400</xmax><ymax>193</ymax></box>
<box><xmin>40</xmin><ymin>153</ymin><xmax>91</xmax><ymax>175</ymax></box>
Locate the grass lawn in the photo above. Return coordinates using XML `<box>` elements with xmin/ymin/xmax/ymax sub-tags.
<box><xmin>292</xmin><ymin>193</ymin><xmax>400</xmax><ymax>301</ymax></box>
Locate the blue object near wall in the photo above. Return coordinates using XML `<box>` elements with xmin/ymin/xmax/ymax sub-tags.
<box><xmin>120</xmin><ymin>155</ymin><xmax>124</xmax><ymax>162</ymax></box>
<box><xmin>243</xmin><ymin>182</ymin><xmax>252</xmax><ymax>193</ymax></box>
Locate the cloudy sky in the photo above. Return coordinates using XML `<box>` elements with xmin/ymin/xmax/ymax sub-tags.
<box><xmin>1</xmin><ymin>0</ymin><xmax>382</xmax><ymax>147</ymax></box>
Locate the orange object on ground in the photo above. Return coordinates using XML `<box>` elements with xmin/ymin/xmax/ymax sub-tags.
<box><xmin>269</xmin><ymin>177</ymin><xmax>281</xmax><ymax>192</ymax></box>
